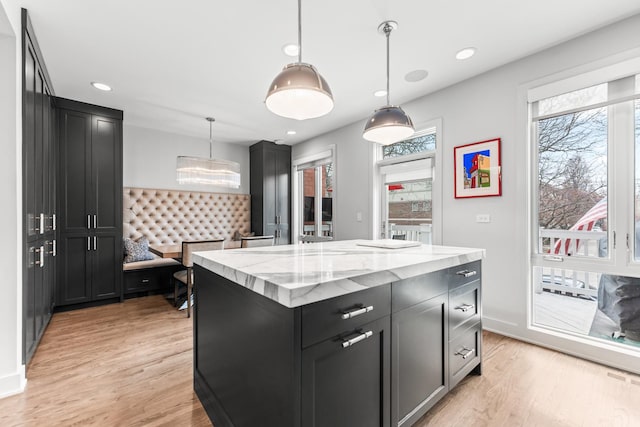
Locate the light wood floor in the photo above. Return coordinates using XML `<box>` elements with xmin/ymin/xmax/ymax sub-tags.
<box><xmin>1</xmin><ymin>295</ymin><xmax>639</xmax><ymax>427</ymax></box>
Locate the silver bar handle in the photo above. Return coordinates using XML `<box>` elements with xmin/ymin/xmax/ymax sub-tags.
<box><xmin>40</xmin><ymin>213</ymin><xmax>45</xmax><ymax>234</ymax></box>
<box><xmin>87</xmin><ymin>215</ymin><xmax>91</xmax><ymax>229</ymax></box>
<box><xmin>455</xmin><ymin>303</ymin><xmax>475</xmax><ymax>313</ymax></box>
<box><xmin>87</xmin><ymin>236</ymin><xmax>91</xmax><ymax>251</ymax></box>
<box><xmin>52</xmin><ymin>239</ymin><xmax>57</xmax><ymax>257</ymax></box>
<box><xmin>455</xmin><ymin>347</ymin><xmax>475</xmax><ymax>360</ymax></box>
<box><xmin>52</xmin><ymin>214</ymin><xmax>56</xmax><ymax>231</ymax></box>
<box><xmin>93</xmin><ymin>236</ymin><xmax>97</xmax><ymax>251</ymax></box>
<box><xmin>93</xmin><ymin>214</ymin><xmax>97</xmax><ymax>229</ymax></box>
<box><xmin>341</xmin><ymin>305</ymin><xmax>374</xmax><ymax>320</ymax></box>
<box><xmin>456</xmin><ymin>270</ymin><xmax>477</xmax><ymax>278</ymax></box>
<box><xmin>39</xmin><ymin>245</ymin><xmax>44</xmax><ymax>268</ymax></box>
<box><xmin>342</xmin><ymin>331</ymin><xmax>373</xmax><ymax>348</ymax></box>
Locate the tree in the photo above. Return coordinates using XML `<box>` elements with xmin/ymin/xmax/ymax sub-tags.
<box><xmin>538</xmin><ymin>109</ymin><xmax>607</xmax><ymax>230</ymax></box>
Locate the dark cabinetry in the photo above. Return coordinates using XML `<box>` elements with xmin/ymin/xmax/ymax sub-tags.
<box><xmin>250</xmin><ymin>141</ymin><xmax>291</xmax><ymax>245</ymax></box>
<box><xmin>56</xmin><ymin>98</ymin><xmax>123</xmax><ymax>307</ymax></box>
<box><xmin>194</xmin><ymin>261</ymin><xmax>482</xmax><ymax>427</ymax></box>
<box><xmin>22</xmin><ymin>9</ymin><xmax>56</xmax><ymax>363</ymax></box>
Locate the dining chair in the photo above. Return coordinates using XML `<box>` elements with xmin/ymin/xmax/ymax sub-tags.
<box><xmin>240</xmin><ymin>235</ymin><xmax>275</xmax><ymax>248</ymax></box>
<box><xmin>173</xmin><ymin>239</ymin><xmax>224</xmax><ymax>318</ymax></box>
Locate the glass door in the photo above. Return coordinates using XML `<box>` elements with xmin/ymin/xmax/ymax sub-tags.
<box><xmin>300</xmin><ymin>162</ymin><xmax>333</xmax><ymax>240</ymax></box>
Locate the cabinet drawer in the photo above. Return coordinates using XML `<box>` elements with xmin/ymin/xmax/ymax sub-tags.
<box><xmin>124</xmin><ymin>266</ymin><xmax>179</xmax><ymax>293</ymax></box>
<box><xmin>448</xmin><ymin>261</ymin><xmax>481</xmax><ymax>290</ymax></box>
<box><xmin>449</xmin><ymin>323</ymin><xmax>481</xmax><ymax>389</ymax></box>
<box><xmin>302</xmin><ymin>284</ymin><xmax>391</xmax><ymax>348</ymax></box>
<box><xmin>449</xmin><ymin>280</ymin><xmax>480</xmax><ymax>338</ymax></box>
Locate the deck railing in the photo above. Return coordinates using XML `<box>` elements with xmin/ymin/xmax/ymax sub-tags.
<box><xmin>389</xmin><ymin>223</ymin><xmax>432</xmax><ymax>244</ymax></box>
<box><xmin>536</xmin><ymin>228</ymin><xmax>606</xmax><ymax>299</ymax></box>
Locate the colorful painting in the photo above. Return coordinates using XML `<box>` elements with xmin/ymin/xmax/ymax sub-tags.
<box><xmin>454</xmin><ymin>138</ymin><xmax>501</xmax><ymax>198</ymax></box>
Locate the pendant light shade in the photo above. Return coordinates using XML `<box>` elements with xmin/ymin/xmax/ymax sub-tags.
<box><xmin>265</xmin><ymin>63</ymin><xmax>334</xmax><ymax>120</ymax></box>
<box><xmin>265</xmin><ymin>0</ymin><xmax>334</xmax><ymax>120</ymax></box>
<box><xmin>363</xmin><ymin>21</ymin><xmax>414</xmax><ymax>145</ymax></box>
<box><xmin>176</xmin><ymin>118</ymin><xmax>241</xmax><ymax>188</ymax></box>
<box><xmin>363</xmin><ymin>105</ymin><xmax>415</xmax><ymax>145</ymax></box>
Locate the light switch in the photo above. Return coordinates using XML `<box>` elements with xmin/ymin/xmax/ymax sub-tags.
<box><xmin>476</xmin><ymin>214</ymin><xmax>491</xmax><ymax>223</ymax></box>
<box><xmin>356</xmin><ymin>212</ymin><xmax>362</xmax><ymax>222</ymax></box>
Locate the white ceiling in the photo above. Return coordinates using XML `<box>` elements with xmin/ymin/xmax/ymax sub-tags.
<box><xmin>16</xmin><ymin>0</ymin><xmax>640</xmax><ymax>146</ymax></box>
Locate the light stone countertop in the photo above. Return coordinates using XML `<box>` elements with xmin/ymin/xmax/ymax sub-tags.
<box><xmin>193</xmin><ymin>239</ymin><xmax>485</xmax><ymax>308</ymax></box>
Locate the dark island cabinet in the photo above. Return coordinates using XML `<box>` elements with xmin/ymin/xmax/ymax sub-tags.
<box><xmin>250</xmin><ymin>141</ymin><xmax>291</xmax><ymax>245</ymax></box>
<box><xmin>56</xmin><ymin>98</ymin><xmax>123</xmax><ymax>307</ymax></box>
<box><xmin>194</xmin><ymin>260</ymin><xmax>482</xmax><ymax>427</ymax></box>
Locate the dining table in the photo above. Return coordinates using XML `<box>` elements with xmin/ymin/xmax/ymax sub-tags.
<box><xmin>149</xmin><ymin>240</ymin><xmax>241</xmax><ymax>259</ymax></box>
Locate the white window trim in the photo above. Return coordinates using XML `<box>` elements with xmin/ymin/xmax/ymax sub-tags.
<box><xmin>372</xmin><ymin>118</ymin><xmax>443</xmax><ymax>245</ymax></box>
<box><xmin>292</xmin><ymin>145</ymin><xmax>336</xmax><ymax>243</ymax></box>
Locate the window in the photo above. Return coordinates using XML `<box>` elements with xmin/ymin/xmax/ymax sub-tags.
<box><xmin>530</xmin><ymin>71</ymin><xmax>640</xmax><ymax>350</ymax></box>
<box><xmin>376</xmin><ymin>125</ymin><xmax>439</xmax><ymax>244</ymax></box>
<box><xmin>293</xmin><ymin>148</ymin><xmax>335</xmax><ymax>242</ymax></box>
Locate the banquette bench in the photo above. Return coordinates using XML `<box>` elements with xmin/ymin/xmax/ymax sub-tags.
<box><xmin>122</xmin><ymin>187</ymin><xmax>251</xmax><ymax>297</ymax></box>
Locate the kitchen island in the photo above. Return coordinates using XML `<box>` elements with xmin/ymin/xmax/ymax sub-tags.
<box><xmin>192</xmin><ymin>240</ymin><xmax>484</xmax><ymax>427</ymax></box>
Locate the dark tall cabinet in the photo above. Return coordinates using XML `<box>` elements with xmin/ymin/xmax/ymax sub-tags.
<box><xmin>56</xmin><ymin>98</ymin><xmax>123</xmax><ymax>307</ymax></box>
<box><xmin>250</xmin><ymin>141</ymin><xmax>291</xmax><ymax>245</ymax></box>
<box><xmin>22</xmin><ymin>9</ymin><xmax>56</xmax><ymax>364</ymax></box>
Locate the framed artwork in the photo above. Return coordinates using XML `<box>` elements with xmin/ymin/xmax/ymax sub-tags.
<box><xmin>454</xmin><ymin>138</ymin><xmax>502</xmax><ymax>198</ymax></box>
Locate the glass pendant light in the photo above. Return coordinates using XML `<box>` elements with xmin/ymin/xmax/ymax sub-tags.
<box><xmin>176</xmin><ymin>118</ymin><xmax>241</xmax><ymax>188</ymax></box>
<box><xmin>265</xmin><ymin>0</ymin><xmax>334</xmax><ymax>120</ymax></box>
<box><xmin>363</xmin><ymin>21</ymin><xmax>415</xmax><ymax>145</ymax></box>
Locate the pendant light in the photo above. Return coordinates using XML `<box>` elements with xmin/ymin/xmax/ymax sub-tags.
<box><xmin>176</xmin><ymin>117</ymin><xmax>241</xmax><ymax>188</ymax></box>
<box><xmin>363</xmin><ymin>21</ymin><xmax>415</xmax><ymax>145</ymax></box>
<box><xmin>265</xmin><ymin>0</ymin><xmax>334</xmax><ymax>120</ymax></box>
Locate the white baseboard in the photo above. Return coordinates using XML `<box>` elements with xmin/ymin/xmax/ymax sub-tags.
<box><xmin>0</xmin><ymin>366</ymin><xmax>26</xmax><ymax>400</ymax></box>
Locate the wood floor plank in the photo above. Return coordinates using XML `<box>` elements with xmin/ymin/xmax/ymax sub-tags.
<box><xmin>1</xmin><ymin>296</ymin><xmax>639</xmax><ymax>426</ymax></box>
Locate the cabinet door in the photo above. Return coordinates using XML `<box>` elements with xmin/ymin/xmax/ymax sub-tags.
<box><xmin>391</xmin><ymin>294</ymin><xmax>448</xmax><ymax>427</ymax></box>
<box><xmin>301</xmin><ymin>316</ymin><xmax>390</xmax><ymax>427</ymax></box>
<box><xmin>263</xmin><ymin>148</ymin><xmax>278</xmax><ymax>239</ymax></box>
<box><xmin>275</xmin><ymin>150</ymin><xmax>290</xmax><ymax>244</ymax></box>
<box><xmin>57</xmin><ymin>235</ymin><xmax>92</xmax><ymax>305</ymax></box>
<box><xmin>91</xmin><ymin>116</ymin><xmax>121</xmax><ymax>233</ymax></box>
<box><xmin>23</xmin><ymin>245</ymin><xmax>38</xmax><ymax>360</ymax></box>
<box><xmin>92</xmin><ymin>235</ymin><xmax>121</xmax><ymax>299</ymax></box>
<box><xmin>58</xmin><ymin>110</ymin><xmax>92</xmax><ymax>233</ymax></box>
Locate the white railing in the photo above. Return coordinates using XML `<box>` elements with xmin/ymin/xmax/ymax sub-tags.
<box><xmin>536</xmin><ymin>228</ymin><xmax>607</xmax><ymax>299</ymax></box>
<box><xmin>389</xmin><ymin>223</ymin><xmax>432</xmax><ymax>244</ymax></box>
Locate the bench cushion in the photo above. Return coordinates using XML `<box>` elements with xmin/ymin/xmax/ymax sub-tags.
<box><xmin>123</xmin><ymin>254</ymin><xmax>180</xmax><ymax>271</ymax></box>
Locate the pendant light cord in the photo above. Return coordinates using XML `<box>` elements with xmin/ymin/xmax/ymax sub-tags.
<box><xmin>385</xmin><ymin>23</ymin><xmax>391</xmax><ymax>106</ymax></box>
<box><xmin>297</xmin><ymin>0</ymin><xmax>302</xmax><ymax>63</ymax></box>
<box><xmin>207</xmin><ymin>117</ymin><xmax>215</xmax><ymax>159</ymax></box>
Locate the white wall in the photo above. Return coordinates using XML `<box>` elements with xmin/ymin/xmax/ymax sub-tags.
<box><xmin>0</xmin><ymin>0</ymin><xmax>25</xmax><ymax>398</ymax></box>
<box><xmin>294</xmin><ymin>14</ymin><xmax>640</xmax><ymax>372</ymax></box>
<box><xmin>123</xmin><ymin>124</ymin><xmax>250</xmax><ymax>194</ymax></box>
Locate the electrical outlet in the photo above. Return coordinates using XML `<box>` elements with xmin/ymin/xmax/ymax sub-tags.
<box><xmin>356</xmin><ymin>212</ymin><xmax>363</xmax><ymax>222</ymax></box>
<box><xmin>476</xmin><ymin>214</ymin><xmax>491</xmax><ymax>223</ymax></box>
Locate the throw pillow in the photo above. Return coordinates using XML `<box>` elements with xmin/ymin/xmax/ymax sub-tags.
<box><xmin>123</xmin><ymin>237</ymin><xmax>154</xmax><ymax>263</ymax></box>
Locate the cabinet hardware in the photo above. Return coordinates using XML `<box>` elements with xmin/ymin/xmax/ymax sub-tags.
<box><xmin>93</xmin><ymin>214</ymin><xmax>97</xmax><ymax>229</ymax></box>
<box><xmin>341</xmin><ymin>305</ymin><xmax>374</xmax><ymax>320</ymax></box>
<box><xmin>52</xmin><ymin>239</ymin><xmax>56</xmax><ymax>257</ymax></box>
<box><xmin>455</xmin><ymin>270</ymin><xmax>477</xmax><ymax>278</ymax></box>
<box><xmin>52</xmin><ymin>214</ymin><xmax>56</xmax><ymax>231</ymax></box>
<box><xmin>93</xmin><ymin>236</ymin><xmax>97</xmax><ymax>251</ymax></box>
<box><xmin>39</xmin><ymin>213</ymin><xmax>45</xmax><ymax>234</ymax></box>
<box><xmin>141</xmin><ymin>279</ymin><xmax>150</xmax><ymax>283</ymax></box>
<box><xmin>454</xmin><ymin>347</ymin><xmax>475</xmax><ymax>360</ymax></box>
<box><xmin>87</xmin><ymin>215</ymin><xmax>91</xmax><ymax>229</ymax></box>
<box><xmin>543</xmin><ymin>255</ymin><xmax>563</xmax><ymax>262</ymax></box>
<box><xmin>87</xmin><ymin>236</ymin><xmax>91</xmax><ymax>251</ymax></box>
<box><xmin>342</xmin><ymin>330</ymin><xmax>373</xmax><ymax>348</ymax></box>
<box><xmin>275</xmin><ymin>215</ymin><xmax>280</xmax><ymax>225</ymax></box>
<box><xmin>454</xmin><ymin>303</ymin><xmax>475</xmax><ymax>313</ymax></box>
<box><xmin>39</xmin><ymin>245</ymin><xmax>44</xmax><ymax>268</ymax></box>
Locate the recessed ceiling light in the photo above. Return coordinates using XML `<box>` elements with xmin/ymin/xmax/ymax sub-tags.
<box><xmin>455</xmin><ymin>47</ymin><xmax>476</xmax><ymax>60</ymax></box>
<box><xmin>91</xmin><ymin>81</ymin><xmax>112</xmax><ymax>91</ymax></box>
<box><xmin>287</xmin><ymin>130</ymin><xmax>297</xmax><ymax>135</ymax></box>
<box><xmin>282</xmin><ymin>43</ymin><xmax>299</xmax><ymax>57</ymax></box>
<box><xmin>404</xmin><ymin>70</ymin><xmax>428</xmax><ymax>83</ymax></box>
<box><xmin>374</xmin><ymin>90</ymin><xmax>387</xmax><ymax>97</ymax></box>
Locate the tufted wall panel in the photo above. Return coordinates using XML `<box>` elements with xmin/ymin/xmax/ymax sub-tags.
<box><xmin>123</xmin><ymin>187</ymin><xmax>250</xmax><ymax>245</ymax></box>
